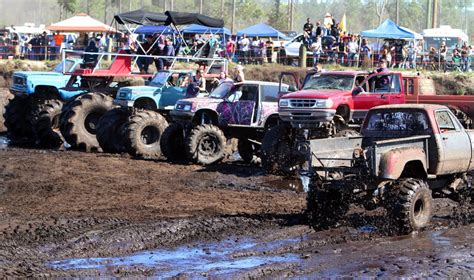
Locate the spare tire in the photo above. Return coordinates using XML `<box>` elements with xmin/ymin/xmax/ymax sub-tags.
<box><xmin>185</xmin><ymin>124</ymin><xmax>226</xmax><ymax>165</ymax></box>
<box><xmin>31</xmin><ymin>99</ymin><xmax>64</xmax><ymax>148</ymax></box>
<box><xmin>260</xmin><ymin>123</ymin><xmax>298</xmax><ymax>175</ymax></box>
<box><xmin>96</xmin><ymin>107</ymin><xmax>130</xmax><ymax>154</ymax></box>
<box><xmin>4</xmin><ymin>94</ymin><xmax>34</xmax><ymax>143</ymax></box>
<box><xmin>160</xmin><ymin>122</ymin><xmax>186</xmax><ymax>161</ymax></box>
<box><xmin>0</xmin><ymin>89</ymin><xmax>13</xmax><ymax>133</ymax></box>
<box><xmin>124</xmin><ymin>110</ymin><xmax>168</xmax><ymax>158</ymax></box>
<box><xmin>60</xmin><ymin>93</ymin><xmax>115</xmax><ymax>152</ymax></box>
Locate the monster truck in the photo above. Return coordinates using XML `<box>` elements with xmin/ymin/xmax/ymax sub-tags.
<box><xmin>166</xmin><ymin>80</ymin><xmax>287</xmax><ymax>164</ymax></box>
<box><xmin>262</xmin><ymin>70</ymin><xmax>474</xmax><ymax>174</ymax></box>
<box><xmin>4</xmin><ymin>51</ymin><xmax>148</xmax><ymax>150</ymax></box>
<box><xmin>4</xmin><ymin>58</ymin><xmax>82</xmax><ymax>145</ymax></box>
<box><xmin>96</xmin><ymin>70</ymin><xmax>194</xmax><ymax>157</ymax></box>
<box><xmin>299</xmin><ymin>104</ymin><xmax>474</xmax><ymax>234</ymax></box>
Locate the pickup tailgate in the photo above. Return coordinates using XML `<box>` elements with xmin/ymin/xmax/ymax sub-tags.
<box><xmin>306</xmin><ymin>136</ymin><xmax>363</xmax><ymax>168</ymax></box>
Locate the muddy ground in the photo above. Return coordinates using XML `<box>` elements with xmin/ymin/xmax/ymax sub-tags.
<box><xmin>0</xmin><ymin>140</ymin><xmax>473</xmax><ymax>278</ymax></box>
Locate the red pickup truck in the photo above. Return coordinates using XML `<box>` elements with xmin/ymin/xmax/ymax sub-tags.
<box><xmin>262</xmin><ymin>70</ymin><xmax>474</xmax><ymax>174</ymax></box>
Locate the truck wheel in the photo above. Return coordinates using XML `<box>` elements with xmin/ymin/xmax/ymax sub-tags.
<box><xmin>4</xmin><ymin>95</ymin><xmax>34</xmax><ymax>143</ymax></box>
<box><xmin>96</xmin><ymin>108</ymin><xmax>130</xmax><ymax>153</ymax></box>
<box><xmin>306</xmin><ymin>182</ymin><xmax>349</xmax><ymax>230</ymax></box>
<box><xmin>124</xmin><ymin>110</ymin><xmax>168</xmax><ymax>158</ymax></box>
<box><xmin>387</xmin><ymin>178</ymin><xmax>432</xmax><ymax>234</ymax></box>
<box><xmin>0</xmin><ymin>89</ymin><xmax>13</xmax><ymax>133</ymax></box>
<box><xmin>160</xmin><ymin>123</ymin><xmax>186</xmax><ymax>161</ymax></box>
<box><xmin>185</xmin><ymin>124</ymin><xmax>226</xmax><ymax>165</ymax></box>
<box><xmin>31</xmin><ymin>99</ymin><xmax>64</xmax><ymax>148</ymax></box>
<box><xmin>261</xmin><ymin>123</ymin><xmax>297</xmax><ymax>175</ymax></box>
<box><xmin>237</xmin><ymin>138</ymin><xmax>259</xmax><ymax>163</ymax></box>
<box><xmin>60</xmin><ymin>93</ymin><xmax>115</xmax><ymax>152</ymax></box>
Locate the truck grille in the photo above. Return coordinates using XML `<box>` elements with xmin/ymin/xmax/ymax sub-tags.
<box><xmin>289</xmin><ymin>99</ymin><xmax>316</xmax><ymax>108</ymax></box>
<box><xmin>13</xmin><ymin>76</ymin><xmax>25</xmax><ymax>86</ymax></box>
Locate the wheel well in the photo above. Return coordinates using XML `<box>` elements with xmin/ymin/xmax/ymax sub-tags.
<box><xmin>33</xmin><ymin>86</ymin><xmax>60</xmax><ymax>100</ymax></box>
<box><xmin>336</xmin><ymin>104</ymin><xmax>350</xmax><ymax>122</ymax></box>
<box><xmin>134</xmin><ymin>98</ymin><xmax>157</xmax><ymax>111</ymax></box>
<box><xmin>264</xmin><ymin>114</ymin><xmax>281</xmax><ymax>130</ymax></box>
<box><xmin>193</xmin><ymin>109</ymin><xmax>219</xmax><ymax>125</ymax></box>
<box><xmin>400</xmin><ymin>161</ymin><xmax>427</xmax><ymax>179</ymax></box>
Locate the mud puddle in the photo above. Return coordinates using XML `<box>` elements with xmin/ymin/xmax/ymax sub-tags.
<box><xmin>49</xmin><ymin>236</ymin><xmax>301</xmax><ymax>278</ymax></box>
<box><xmin>0</xmin><ymin>136</ymin><xmax>8</xmax><ymax>148</ymax></box>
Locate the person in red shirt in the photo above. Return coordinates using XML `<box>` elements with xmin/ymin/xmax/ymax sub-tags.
<box><xmin>225</xmin><ymin>38</ymin><xmax>235</xmax><ymax>60</ymax></box>
<box><xmin>53</xmin><ymin>32</ymin><xmax>64</xmax><ymax>59</ymax></box>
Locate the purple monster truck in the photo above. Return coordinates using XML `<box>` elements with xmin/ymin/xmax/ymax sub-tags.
<box><xmin>165</xmin><ymin>80</ymin><xmax>288</xmax><ymax>165</ymax></box>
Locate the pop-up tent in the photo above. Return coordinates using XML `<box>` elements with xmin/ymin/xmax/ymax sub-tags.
<box><xmin>236</xmin><ymin>23</ymin><xmax>288</xmax><ymax>39</ymax></box>
<box><xmin>48</xmin><ymin>13</ymin><xmax>117</xmax><ymax>33</ymax></box>
<box><xmin>134</xmin><ymin>25</ymin><xmax>177</xmax><ymax>35</ymax></box>
<box><xmin>164</xmin><ymin>11</ymin><xmax>224</xmax><ymax>28</ymax></box>
<box><xmin>360</xmin><ymin>19</ymin><xmax>422</xmax><ymax>39</ymax></box>
<box><xmin>182</xmin><ymin>24</ymin><xmax>231</xmax><ymax>36</ymax></box>
<box><xmin>114</xmin><ymin>9</ymin><xmax>168</xmax><ymax>26</ymax></box>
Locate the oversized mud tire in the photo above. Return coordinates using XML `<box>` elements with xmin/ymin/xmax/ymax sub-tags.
<box><xmin>387</xmin><ymin>178</ymin><xmax>432</xmax><ymax>234</ymax></box>
<box><xmin>124</xmin><ymin>110</ymin><xmax>168</xmax><ymax>158</ymax></box>
<box><xmin>237</xmin><ymin>138</ymin><xmax>259</xmax><ymax>163</ymax></box>
<box><xmin>4</xmin><ymin>95</ymin><xmax>34</xmax><ymax>142</ymax></box>
<box><xmin>306</xmin><ymin>182</ymin><xmax>350</xmax><ymax>230</ymax></box>
<box><xmin>261</xmin><ymin>123</ymin><xmax>297</xmax><ymax>175</ymax></box>
<box><xmin>160</xmin><ymin>122</ymin><xmax>186</xmax><ymax>161</ymax></box>
<box><xmin>60</xmin><ymin>93</ymin><xmax>115</xmax><ymax>152</ymax></box>
<box><xmin>31</xmin><ymin>99</ymin><xmax>64</xmax><ymax>148</ymax></box>
<box><xmin>185</xmin><ymin>124</ymin><xmax>226</xmax><ymax>165</ymax></box>
<box><xmin>0</xmin><ymin>89</ymin><xmax>13</xmax><ymax>133</ymax></box>
<box><xmin>96</xmin><ymin>108</ymin><xmax>130</xmax><ymax>154</ymax></box>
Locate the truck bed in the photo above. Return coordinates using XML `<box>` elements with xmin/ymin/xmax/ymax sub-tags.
<box><xmin>407</xmin><ymin>95</ymin><xmax>474</xmax><ymax>120</ymax></box>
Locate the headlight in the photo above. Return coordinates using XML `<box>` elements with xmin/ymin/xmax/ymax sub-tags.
<box><xmin>175</xmin><ymin>102</ymin><xmax>192</xmax><ymax>111</ymax></box>
<box><xmin>279</xmin><ymin>99</ymin><xmax>289</xmax><ymax>108</ymax></box>
<box><xmin>315</xmin><ymin>99</ymin><xmax>333</xmax><ymax>108</ymax></box>
<box><xmin>118</xmin><ymin>90</ymin><xmax>132</xmax><ymax>99</ymax></box>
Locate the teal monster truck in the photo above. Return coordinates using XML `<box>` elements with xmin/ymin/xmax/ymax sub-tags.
<box><xmin>4</xmin><ymin>59</ymin><xmax>83</xmax><ymax>146</ymax></box>
<box><xmin>96</xmin><ymin>70</ymin><xmax>193</xmax><ymax>157</ymax></box>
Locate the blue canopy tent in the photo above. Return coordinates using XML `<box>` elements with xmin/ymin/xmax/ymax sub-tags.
<box><xmin>360</xmin><ymin>19</ymin><xmax>422</xmax><ymax>39</ymax></box>
<box><xmin>236</xmin><ymin>23</ymin><xmax>288</xmax><ymax>40</ymax></box>
<box><xmin>182</xmin><ymin>24</ymin><xmax>231</xmax><ymax>36</ymax></box>
<box><xmin>134</xmin><ymin>25</ymin><xmax>177</xmax><ymax>35</ymax></box>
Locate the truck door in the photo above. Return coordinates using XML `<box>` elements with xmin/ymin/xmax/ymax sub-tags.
<box><xmin>219</xmin><ymin>84</ymin><xmax>259</xmax><ymax>126</ymax></box>
<box><xmin>434</xmin><ymin>109</ymin><xmax>471</xmax><ymax>174</ymax></box>
<box><xmin>353</xmin><ymin>73</ymin><xmax>405</xmax><ymax>119</ymax></box>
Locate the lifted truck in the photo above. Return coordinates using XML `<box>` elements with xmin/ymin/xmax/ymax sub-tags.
<box><xmin>299</xmin><ymin>104</ymin><xmax>474</xmax><ymax>233</ymax></box>
<box><xmin>262</xmin><ymin>70</ymin><xmax>474</xmax><ymax>174</ymax></box>
<box><xmin>96</xmin><ymin>70</ymin><xmax>194</xmax><ymax>157</ymax></box>
<box><xmin>166</xmin><ymin>80</ymin><xmax>286</xmax><ymax>165</ymax></box>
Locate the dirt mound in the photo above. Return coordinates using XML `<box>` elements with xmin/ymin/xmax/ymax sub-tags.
<box><xmin>430</xmin><ymin>72</ymin><xmax>474</xmax><ymax>95</ymax></box>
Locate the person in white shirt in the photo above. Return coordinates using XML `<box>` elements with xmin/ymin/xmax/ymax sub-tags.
<box><xmin>347</xmin><ymin>36</ymin><xmax>359</xmax><ymax>67</ymax></box>
<box><xmin>239</xmin><ymin>34</ymin><xmax>250</xmax><ymax>64</ymax></box>
<box><xmin>311</xmin><ymin>36</ymin><xmax>322</xmax><ymax>68</ymax></box>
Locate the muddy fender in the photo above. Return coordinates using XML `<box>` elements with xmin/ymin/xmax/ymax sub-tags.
<box><xmin>379</xmin><ymin>147</ymin><xmax>427</xmax><ymax>179</ymax></box>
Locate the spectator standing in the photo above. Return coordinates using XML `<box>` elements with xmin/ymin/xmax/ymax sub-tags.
<box><xmin>137</xmin><ymin>35</ymin><xmax>154</xmax><ymax>74</ymax></box>
<box><xmin>161</xmin><ymin>37</ymin><xmax>175</xmax><ymax>70</ymax></box>
<box><xmin>303</xmin><ymin>18</ymin><xmax>314</xmax><ymax>37</ymax></box>
<box><xmin>265</xmin><ymin>38</ymin><xmax>273</xmax><ymax>63</ymax></box>
<box><xmin>238</xmin><ymin>34</ymin><xmax>250</xmax><ymax>64</ymax></box>
<box><xmin>53</xmin><ymin>32</ymin><xmax>64</xmax><ymax>60</ymax></box>
<box><xmin>323</xmin><ymin>13</ymin><xmax>333</xmax><ymax>36</ymax></box>
<box><xmin>225</xmin><ymin>38</ymin><xmax>235</xmax><ymax>60</ymax></box>
<box><xmin>461</xmin><ymin>43</ymin><xmax>470</xmax><ymax>72</ymax></box>
<box><xmin>315</xmin><ymin>22</ymin><xmax>322</xmax><ymax>37</ymax></box>
<box><xmin>347</xmin><ymin>36</ymin><xmax>358</xmax><ymax>66</ymax></box>
<box><xmin>311</xmin><ymin>36</ymin><xmax>322</xmax><ymax>68</ymax></box>
<box><xmin>12</xmin><ymin>33</ymin><xmax>20</xmax><ymax>59</ymax></box>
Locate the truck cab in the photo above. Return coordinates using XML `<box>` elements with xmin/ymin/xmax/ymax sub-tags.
<box><xmin>278</xmin><ymin>71</ymin><xmax>405</xmax><ymax>129</ymax></box>
<box><xmin>114</xmin><ymin>70</ymin><xmax>192</xmax><ymax>113</ymax></box>
<box><xmin>10</xmin><ymin>59</ymin><xmax>82</xmax><ymax>97</ymax></box>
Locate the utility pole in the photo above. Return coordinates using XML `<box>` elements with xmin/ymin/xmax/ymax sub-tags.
<box><xmin>104</xmin><ymin>0</ymin><xmax>108</xmax><ymax>23</ymax></box>
<box><xmin>118</xmin><ymin>0</ymin><xmax>122</xmax><ymax>13</ymax></box>
<box><xmin>395</xmin><ymin>0</ymin><xmax>400</xmax><ymax>25</ymax></box>
<box><xmin>465</xmin><ymin>0</ymin><xmax>468</xmax><ymax>35</ymax></box>
<box><xmin>163</xmin><ymin>0</ymin><xmax>167</xmax><ymax>11</ymax></box>
<box><xmin>199</xmin><ymin>0</ymin><xmax>203</xmax><ymax>13</ymax></box>
<box><xmin>432</xmin><ymin>0</ymin><xmax>438</xmax><ymax>28</ymax></box>
<box><xmin>231</xmin><ymin>0</ymin><xmax>236</xmax><ymax>34</ymax></box>
<box><xmin>426</xmin><ymin>0</ymin><xmax>431</xmax><ymax>29</ymax></box>
<box><xmin>221</xmin><ymin>0</ymin><xmax>225</xmax><ymax>16</ymax></box>
<box><xmin>129</xmin><ymin>0</ymin><xmax>132</xmax><ymax>11</ymax></box>
<box><xmin>86</xmin><ymin>0</ymin><xmax>90</xmax><ymax>14</ymax></box>
<box><xmin>290</xmin><ymin>0</ymin><xmax>294</xmax><ymax>31</ymax></box>
<box><xmin>288</xmin><ymin>0</ymin><xmax>291</xmax><ymax>30</ymax></box>
<box><xmin>171</xmin><ymin>0</ymin><xmax>174</xmax><ymax>11</ymax></box>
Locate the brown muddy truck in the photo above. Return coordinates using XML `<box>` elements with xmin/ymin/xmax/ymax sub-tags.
<box><xmin>299</xmin><ymin>104</ymin><xmax>474</xmax><ymax>234</ymax></box>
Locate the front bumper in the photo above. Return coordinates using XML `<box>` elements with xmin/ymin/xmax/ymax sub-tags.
<box><xmin>170</xmin><ymin>110</ymin><xmax>194</xmax><ymax>122</ymax></box>
<box><xmin>279</xmin><ymin>108</ymin><xmax>336</xmax><ymax>127</ymax></box>
<box><xmin>113</xmin><ymin>99</ymin><xmax>135</xmax><ymax>108</ymax></box>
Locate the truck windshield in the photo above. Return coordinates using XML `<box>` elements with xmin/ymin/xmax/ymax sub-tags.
<box><xmin>209</xmin><ymin>81</ymin><xmax>234</xmax><ymax>99</ymax></box>
<box><xmin>365</xmin><ymin>110</ymin><xmax>430</xmax><ymax>132</ymax></box>
<box><xmin>303</xmin><ymin>74</ymin><xmax>354</xmax><ymax>91</ymax></box>
<box><xmin>149</xmin><ymin>72</ymin><xmax>170</xmax><ymax>87</ymax></box>
<box><xmin>53</xmin><ymin>60</ymin><xmax>76</xmax><ymax>73</ymax></box>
